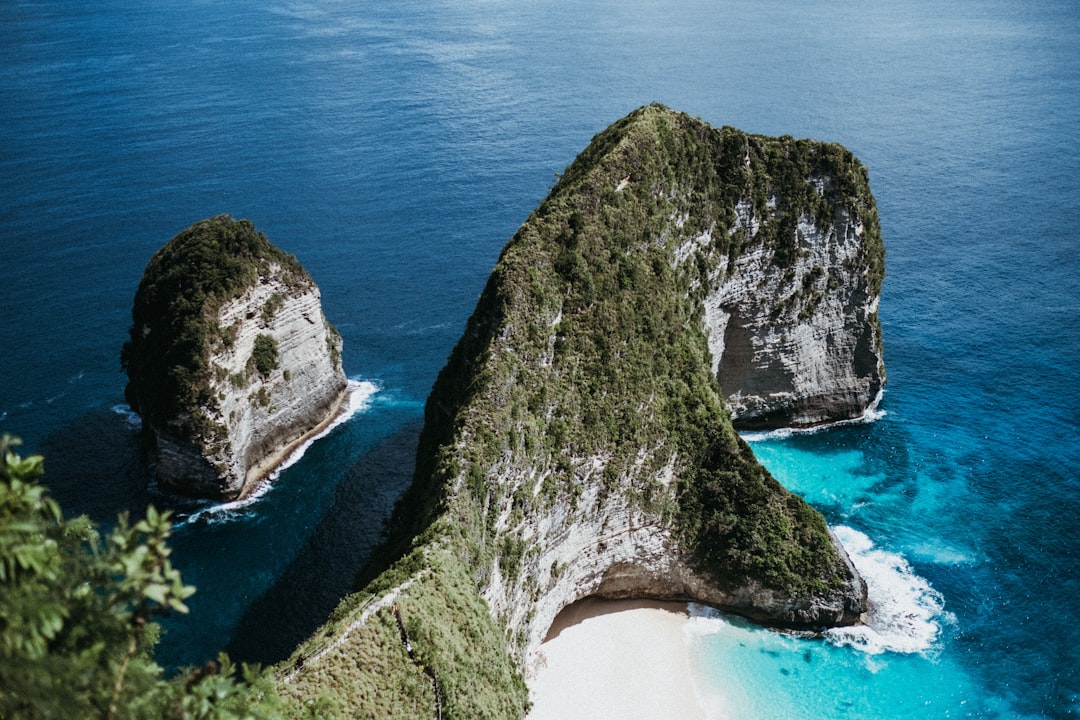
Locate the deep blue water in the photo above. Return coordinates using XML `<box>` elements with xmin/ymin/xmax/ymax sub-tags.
<box><xmin>2</xmin><ymin>0</ymin><xmax>1078</xmax><ymax>717</ymax></box>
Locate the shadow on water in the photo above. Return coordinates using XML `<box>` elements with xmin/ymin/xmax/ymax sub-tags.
<box><xmin>39</xmin><ymin>407</ymin><xmax>154</xmax><ymax>524</ymax></box>
<box><xmin>225</xmin><ymin>420</ymin><xmax>422</xmax><ymax>665</ymax></box>
<box><xmin>39</xmin><ymin>407</ymin><xmax>224</xmax><ymax>524</ymax></box>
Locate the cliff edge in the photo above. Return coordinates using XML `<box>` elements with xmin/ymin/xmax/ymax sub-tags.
<box><xmin>122</xmin><ymin>216</ymin><xmax>347</xmax><ymax>500</ymax></box>
<box><xmin>279</xmin><ymin>106</ymin><xmax>880</xmax><ymax>719</ymax></box>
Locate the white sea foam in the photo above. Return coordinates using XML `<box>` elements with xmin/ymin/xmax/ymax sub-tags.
<box><xmin>269</xmin><ymin>378</ymin><xmax>379</xmax><ymax>477</ymax></box>
<box><xmin>739</xmin><ymin>427</ymin><xmax>796</xmax><ymax>442</ymax></box>
<box><xmin>175</xmin><ymin>490</ymin><xmax>266</xmax><ymax>528</ymax></box>
<box><xmin>110</xmin><ymin>403</ymin><xmax>143</xmax><ymax>430</ymax></box>
<box><xmin>908</xmin><ymin>539</ymin><xmax>977</xmax><ymax>567</ymax></box>
<box><xmin>177</xmin><ymin>378</ymin><xmax>379</xmax><ymax>527</ymax></box>
<box><xmin>740</xmin><ymin>390</ymin><xmax>887</xmax><ymax>443</ymax></box>
<box><xmin>826</xmin><ymin>525</ymin><xmax>949</xmax><ymax>656</ymax></box>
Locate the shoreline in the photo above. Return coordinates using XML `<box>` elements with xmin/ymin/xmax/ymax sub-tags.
<box><xmin>237</xmin><ymin>384</ymin><xmax>352</xmax><ymax>500</ymax></box>
<box><xmin>527</xmin><ymin>598</ymin><xmax>707</xmax><ymax>720</ymax></box>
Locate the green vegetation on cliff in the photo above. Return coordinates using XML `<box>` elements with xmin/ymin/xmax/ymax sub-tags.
<box><xmin>121</xmin><ymin>216</ymin><xmax>313</xmax><ymax>443</ymax></box>
<box><xmin>279</xmin><ymin>105</ymin><xmax>878</xmax><ymax>718</ymax></box>
<box><xmin>400</xmin><ymin>104</ymin><xmax>868</xmax><ymax>597</ymax></box>
<box><xmin>0</xmin><ymin>436</ymin><xmax>297</xmax><ymax>719</ymax></box>
<box><xmin>251</xmin><ymin>334</ymin><xmax>280</xmax><ymax>377</ymax></box>
<box><xmin>552</xmin><ymin>104</ymin><xmax>882</xmax><ymax>294</ymax></box>
<box><xmin>281</xmin><ymin>546</ymin><xmax>529</xmax><ymax>719</ymax></box>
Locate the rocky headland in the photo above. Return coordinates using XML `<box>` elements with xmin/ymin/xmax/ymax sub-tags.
<box><xmin>122</xmin><ymin>215</ymin><xmax>347</xmax><ymax>500</ymax></box>
<box><xmin>278</xmin><ymin>105</ymin><xmax>884</xmax><ymax>719</ymax></box>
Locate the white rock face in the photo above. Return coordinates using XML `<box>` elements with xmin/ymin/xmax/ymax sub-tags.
<box><xmin>479</xmin><ymin>450</ymin><xmax>863</xmax><ymax>671</ymax></box>
<box><xmin>282</xmin><ymin>110</ymin><xmax>880</xmax><ymax>713</ymax></box>
<box><xmin>696</xmin><ymin>194</ymin><xmax>884</xmax><ymax>428</ymax></box>
<box><xmin>476</xmin><ymin>180</ymin><xmax>881</xmax><ymax>665</ymax></box>
<box><xmin>414</xmin><ymin>138</ymin><xmax>880</xmax><ymax>670</ymax></box>
<box><xmin>153</xmin><ymin>265</ymin><xmax>347</xmax><ymax>499</ymax></box>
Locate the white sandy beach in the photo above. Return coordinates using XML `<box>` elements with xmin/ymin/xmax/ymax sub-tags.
<box><xmin>526</xmin><ymin>599</ymin><xmax>706</xmax><ymax>720</ymax></box>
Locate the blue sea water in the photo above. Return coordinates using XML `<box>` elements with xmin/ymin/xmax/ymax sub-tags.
<box><xmin>2</xmin><ymin>0</ymin><xmax>1078</xmax><ymax>717</ymax></box>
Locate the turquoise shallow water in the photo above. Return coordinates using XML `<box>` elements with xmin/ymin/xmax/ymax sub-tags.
<box><xmin>2</xmin><ymin>0</ymin><xmax>1078</xmax><ymax>716</ymax></box>
<box><xmin>688</xmin><ymin>427</ymin><xmax>1049</xmax><ymax>720</ymax></box>
<box><xmin>688</xmin><ymin>605</ymin><xmax>1002</xmax><ymax>720</ymax></box>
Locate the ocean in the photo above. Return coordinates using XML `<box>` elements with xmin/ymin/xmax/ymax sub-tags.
<box><xmin>1</xmin><ymin>0</ymin><xmax>1077</xmax><ymax>717</ymax></box>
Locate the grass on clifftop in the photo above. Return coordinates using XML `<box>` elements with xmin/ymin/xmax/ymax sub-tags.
<box><xmin>280</xmin><ymin>544</ymin><xmax>529</xmax><ymax>720</ymax></box>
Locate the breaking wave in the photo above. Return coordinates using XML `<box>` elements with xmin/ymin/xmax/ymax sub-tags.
<box><xmin>110</xmin><ymin>403</ymin><xmax>143</xmax><ymax>430</ymax></box>
<box><xmin>826</xmin><ymin>525</ymin><xmax>950</xmax><ymax>656</ymax></box>
<box><xmin>740</xmin><ymin>390</ymin><xmax>886</xmax><ymax>443</ymax></box>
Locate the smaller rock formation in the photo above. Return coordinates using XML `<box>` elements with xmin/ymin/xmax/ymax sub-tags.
<box><xmin>122</xmin><ymin>216</ymin><xmax>347</xmax><ymax>500</ymax></box>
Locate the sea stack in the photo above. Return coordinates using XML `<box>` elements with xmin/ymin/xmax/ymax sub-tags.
<box><xmin>122</xmin><ymin>215</ymin><xmax>347</xmax><ymax>500</ymax></box>
<box><xmin>281</xmin><ymin>105</ymin><xmax>879</xmax><ymax>718</ymax></box>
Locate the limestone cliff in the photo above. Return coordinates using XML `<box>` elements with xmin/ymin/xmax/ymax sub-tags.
<box><xmin>280</xmin><ymin>106</ymin><xmax>880</xmax><ymax>719</ymax></box>
<box><xmin>122</xmin><ymin>216</ymin><xmax>347</xmax><ymax>500</ymax></box>
<box><xmin>701</xmin><ymin>170</ymin><xmax>884</xmax><ymax>428</ymax></box>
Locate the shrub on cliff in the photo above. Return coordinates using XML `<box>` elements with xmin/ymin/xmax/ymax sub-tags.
<box><xmin>251</xmin><ymin>334</ymin><xmax>280</xmax><ymax>377</ymax></box>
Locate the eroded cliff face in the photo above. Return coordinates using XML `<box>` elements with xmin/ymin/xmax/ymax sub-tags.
<box><xmin>466</xmin><ymin>105</ymin><xmax>881</xmax><ymax>664</ymax></box>
<box><xmin>123</xmin><ymin>216</ymin><xmax>347</xmax><ymax>500</ymax></box>
<box><xmin>701</xmin><ymin>198</ymin><xmax>884</xmax><ymax>428</ymax></box>
<box><xmin>153</xmin><ymin>272</ymin><xmax>347</xmax><ymax>499</ymax></box>
<box><xmin>484</xmin><ymin>447</ymin><xmax>866</xmax><ymax>666</ymax></box>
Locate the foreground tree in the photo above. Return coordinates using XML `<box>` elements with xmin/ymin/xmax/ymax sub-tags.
<box><xmin>0</xmin><ymin>434</ymin><xmax>295</xmax><ymax>719</ymax></box>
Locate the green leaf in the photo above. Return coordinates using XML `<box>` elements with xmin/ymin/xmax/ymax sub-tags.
<box><xmin>143</xmin><ymin>583</ymin><xmax>169</xmax><ymax>606</ymax></box>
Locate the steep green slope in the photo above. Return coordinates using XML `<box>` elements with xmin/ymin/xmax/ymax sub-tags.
<box><xmin>397</xmin><ymin>103</ymin><xmax>875</xmax><ymax>598</ymax></box>
<box><xmin>278</xmin><ymin>105</ymin><xmax>879</xmax><ymax>719</ymax></box>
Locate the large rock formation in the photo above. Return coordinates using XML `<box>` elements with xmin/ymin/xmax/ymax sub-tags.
<box><xmin>122</xmin><ymin>216</ymin><xmax>347</xmax><ymax>500</ymax></box>
<box><xmin>279</xmin><ymin>106</ymin><xmax>881</xmax><ymax>719</ymax></box>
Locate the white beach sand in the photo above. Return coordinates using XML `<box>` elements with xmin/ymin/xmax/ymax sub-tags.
<box><xmin>526</xmin><ymin>599</ymin><xmax>707</xmax><ymax>720</ymax></box>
